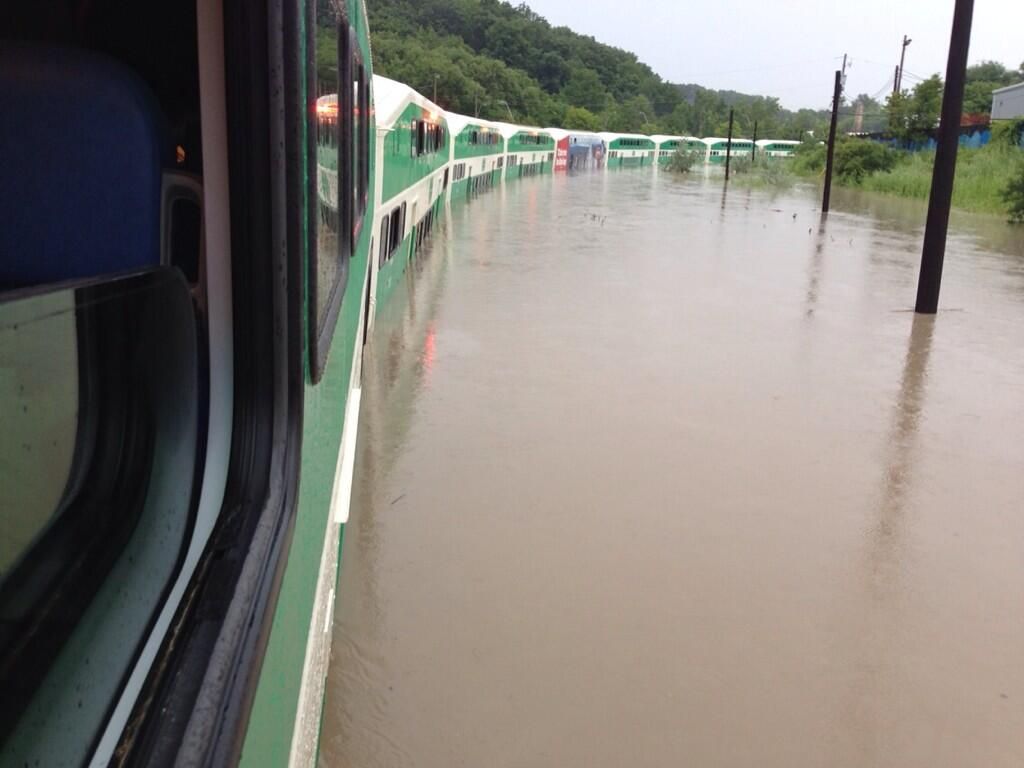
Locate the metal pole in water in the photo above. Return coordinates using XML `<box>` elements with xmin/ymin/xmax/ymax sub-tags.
<box><xmin>915</xmin><ymin>0</ymin><xmax>974</xmax><ymax>314</ymax></box>
<box><xmin>725</xmin><ymin>108</ymin><xmax>734</xmax><ymax>181</ymax></box>
<box><xmin>822</xmin><ymin>70</ymin><xmax>842</xmax><ymax>213</ymax></box>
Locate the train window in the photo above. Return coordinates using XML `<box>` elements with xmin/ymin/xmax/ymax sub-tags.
<box><xmin>416</xmin><ymin>121</ymin><xmax>425</xmax><ymax>156</ymax></box>
<box><xmin>399</xmin><ymin>202</ymin><xmax>407</xmax><ymax>250</ymax></box>
<box><xmin>0</xmin><ymin>269</ymin><xmax>198</xmax><ymax>759</ymax></box>
<box><xmin>353</xmin><ymin>52</ymin><xmax>367</xmax><ymax>230</ymax></box>
<box><xmin>309</xmin><ymin>3</ymin><xmax>355</xmax><ymax>382</ymax></box>
<box><xmin>388</xmin><ymin>206</ymin><xmax>400</xmax><ymax>260</ymax></box>
<box><xmin>379</xmin><ymin>218</ymin><xmax>389</xmax><ymax>268</ymax></box>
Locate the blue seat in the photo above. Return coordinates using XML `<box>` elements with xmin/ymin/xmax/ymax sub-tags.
<box><xmin>0</xmin><ymin>43</ymin><xmax>165</xmax><ymax>290</ymax></box>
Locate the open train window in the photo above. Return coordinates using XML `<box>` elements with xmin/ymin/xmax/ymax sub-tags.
<box><xmin>309</xmin><ymin>2</ymin><xmax>355</xmax><ymax>383</ymax></box>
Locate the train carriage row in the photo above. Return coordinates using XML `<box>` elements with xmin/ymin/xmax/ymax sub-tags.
<box><xmin>0</xmin><ymin>2</ymin><xmax>810</xmax><ymax>762</ymax></box>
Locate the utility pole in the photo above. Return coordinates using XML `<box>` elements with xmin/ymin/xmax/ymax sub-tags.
<box><xmin>915</xmin><ymin>0</ymin><xmax>973</xmax><ymax>314</ymax></box>
<box><xmin>724</xmin><ymin>108</ymin><xmax>734</xmax><ymax>181</ymax></box>
<box><xmin>822</xmin><ymin>70</ymin><xmax>842</xmax><ymax>213</ymax></box>
<box><xmin>893</xmin><ymin>65</ymin><xmax>901</xmax><ymax>96</ymax></box>
<box><xmin>433</xmin><ymin>74</ymin><xmax>438</xmax><ymax>104</ymax></box>
<box><xmin>896</xmin><ymin>35</ymin><xmax>912</xmax><ymax>93</ymax></box>
<box><xmin>751</xmin><ymin>121</ymin><xmax>758</xmax><ymax>163</ymax></box>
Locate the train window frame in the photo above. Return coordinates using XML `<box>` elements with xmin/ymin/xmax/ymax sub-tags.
<box><xmin>308</xmin><ymin>5</ymin><xmax>355</xmax><ymax>383</ymax></box>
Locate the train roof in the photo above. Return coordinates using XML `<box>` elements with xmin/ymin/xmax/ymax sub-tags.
<box><xmin>372</xmin><ymin>74</ymin><xmax>445</xmax><ymax>131</ymax></box>
<box><xmin>597</xmin><ymin>131</ymin><xmax>654</xmax><ymax>142</ymax></box>
<box><xmin>443</xmin><ymin>111</ymin><xmax>500</xmax><ymax>136</ymax></box>
<box><xmin>491</xmin><ymin>121</ymin><xmax>545</xmax><ymax>139</ymax></box>
<box><xmin>755</xmin><ymin>139</ymin><xmax>801</xmax><ymax>147</ymax></box>
<box><xmin>702</xmin><ymin>136</ymin><xmax>752</xmax><ymax>145</ymax></box>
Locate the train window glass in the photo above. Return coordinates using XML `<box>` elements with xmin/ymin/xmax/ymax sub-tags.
<box><xmin>399</xmin><ymin>202</ymin><xmax>407</xmax><ymax>251</ymax></box>
<box><xmin>352</xmin><ymin>54</ymin><xmax>367</xmax><ymax>229</ymax></box>
<box><xmin>0</xmin><ymin>269</ymin><xmax>198</xmax><ymax>759</ymax></box>
<box><xmin>388</xmin><ymin>206</ymin><xmax>400</xmax><ymax>259</ymax></box>
<box><xmin>309</xmin><ymin>4</ymin><xmax>354</xmax><ymax>382</ymax></box>
<box><xmin>379</xmin><ymin>218</ymin><xmax>389</xmax><ymax>268</ymax></box>
<box><xmin>416</xmin><ymin>121</ymin><xmax>425</xmax><ymax>156</ymax></box>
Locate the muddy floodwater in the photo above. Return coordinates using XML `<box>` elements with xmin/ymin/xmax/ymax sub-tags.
<box><xmin>320</xmin><ymin>171</ymin><xmax>1024</xmax><ymax>768</ymax></box>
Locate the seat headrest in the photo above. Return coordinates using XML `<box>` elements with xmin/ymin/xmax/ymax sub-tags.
<box><xmin>0</xmin><ymin>43</ymin><xmax>166</xmax><ymax>290</ymax></box>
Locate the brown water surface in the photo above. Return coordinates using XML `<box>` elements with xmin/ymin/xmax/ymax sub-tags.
<box><xmin>320</xmin><ymin>172</ymin><xmax>1024</xmax><ymax>768</ymax></box>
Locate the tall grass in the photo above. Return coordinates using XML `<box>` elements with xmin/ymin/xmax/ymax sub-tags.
<box><xmin>861</xmin><ymin>146</ymin><xmax>1024</xmax><ymax>216</ymax></box>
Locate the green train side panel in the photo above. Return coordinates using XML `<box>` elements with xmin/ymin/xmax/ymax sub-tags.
<box><xmin>707</xmin><ymin>142</ymin><xmax>753</xmax><ymax>164</ymax></box>
<box><xmin>375</xmin><ymin>228</ymin><xmax>413</xmax><ymax>310</ymax></box>
<box><xmin>453</xmin><ymin>126</ymin><xmax>504</xmax><ymax>161</ymax></box>
<box><xmin>608</xmin><ymin>138</ymin><xmax>655</xmax><ymax>151</ymax></box>
<box><xmin>380</xmin><ymin>103</ymin><xmax>449</xmax><ymax>203</ymax></box>
<box><xmin>238</xmin><ymin>0</ymin><xmax>374</xmax><ymax>765</ymax></box>
<box><xmin>505</xmin><ymin>131</ymin><xmax>555</xmax><ymax>154</ymax></box>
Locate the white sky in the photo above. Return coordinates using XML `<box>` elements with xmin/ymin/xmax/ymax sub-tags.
<box><xmin>522</xmin><ymin>0</ymin><xmax>1023</xmax><ymax>109</ymax></box>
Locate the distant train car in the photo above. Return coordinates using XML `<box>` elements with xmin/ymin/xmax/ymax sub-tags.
<box><xmin>650</xmin><ymin>135</ymin><xmax>706</xmax><ymax>165</ymax></box>
<box><xmin>445</xmin><ymin>111</ymin><xmax>504</xmax><ymax>201</ymax></box>
<box><xmin>598</xmin><ymin>132</ymin><xmax>656</xmax><ymax>168</ymax></box>
<box><xmin>754</xmin><ymin>139</ymin><xmax>801</xmax><ymax>159</ymax></box>
<box><xmin>702</xmin><ymin>137</ymin><xmax>753</xmax><ymax>164</ymax></box>
<box><xmin>372</xmin><ymin>75</ymin><xmax>449</xmax><ymax>308</ymax></box>
<box><xmin>495</xmin><ymin>123</ymin><xmax>556</xmax><ymax>178</ymax></box>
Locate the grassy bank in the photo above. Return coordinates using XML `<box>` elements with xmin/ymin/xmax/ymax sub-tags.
<box><xmin>791</xmin><ymin>137</ymin><xmax>1024</xmax><ymax>220</ymax></box>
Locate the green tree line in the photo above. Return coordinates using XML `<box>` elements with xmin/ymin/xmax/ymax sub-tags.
<box><xmin>362</xmin><ymin>0</ymin><xmax>1022</xmax><ymax>141</ymax></box>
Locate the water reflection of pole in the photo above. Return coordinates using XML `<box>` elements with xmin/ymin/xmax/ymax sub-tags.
<box><xmin>805</xmin><ymin>214</ymin><xmax>828</xmax><ymax>317</ymax></box>
<box><xmin>870</xmin><ymin>314</ymin><xmax>935</xmax><ymax>597</ymax></box>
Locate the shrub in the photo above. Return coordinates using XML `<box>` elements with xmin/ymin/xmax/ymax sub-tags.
<box><xmin>792</xmin><ymin>141</ymin><xmax>826</xmax><ymax>176</ymax></box>
<box><xmin>833</xmin><ymin>139</ymin><xmax>900</xmax><ymax>183</ymax></box>
<box><xmin>665</xmin><ymin>148</ymin><xmax>696</xmax><ymax>173</ymax></box>
<box><xmin>991</xmin><ymin>119</ymin><xmax>1024</xmax><ymax>149</ymax></box>
<box><xmin>1003</xmin><ymin>161</ymin><xmax>1024</xmax><ymax>223</ymax></box>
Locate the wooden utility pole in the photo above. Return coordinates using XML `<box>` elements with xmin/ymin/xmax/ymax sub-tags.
<box><xmin>751</xmin><ymin>121</ymin><xmax>758</xmax><ymax>163</ymax></box>
<box><xmin>822</xmin><ymin>70</ymin><xmax>842</xmax><ymax>213</ymax></box>
<box><xmin>915</xmin><ymin>0</ymin><xmax>973</xmax><ymax>314</ymax></box>
<box><xmin>896</xmin><ymin>35</ymin><xmax>912</xmax><ymax>93</ymax></box>
<box><xmin>724</xmin><ymin>108</ymin><xmax>734</xmax><ymax>180</ymax></box>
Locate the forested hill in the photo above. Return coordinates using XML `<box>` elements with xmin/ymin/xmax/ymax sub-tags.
<box><xmin>364</xmin><ymin>0</ymin><xmax>832</xmax><ymax>137</ymax></box>
<box><xmin>362</xmin><ymin>0</ymin><xmax>1021</xmax><ymax>139</ymax></box>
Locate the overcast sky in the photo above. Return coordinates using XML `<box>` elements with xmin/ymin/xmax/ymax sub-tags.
<box><xmin>522</xmin><ymin>0</ymin><xmax>1023</xmax><ymax>110</ymax></box>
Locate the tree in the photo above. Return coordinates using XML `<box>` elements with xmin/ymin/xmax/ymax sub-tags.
<box><xmin>560</xmin><ymin>66</ymin><xmax>607</xmax><ymax>113</ymax></box>
<box><xmin>887</xmin><ymin>75</ymin><xmax>942</xmax><ymax>144</ymax></box>
<box><xmin>563</xmin><ymin>106</ymin><xmax>600</xmax><ymax>131</ymax></box>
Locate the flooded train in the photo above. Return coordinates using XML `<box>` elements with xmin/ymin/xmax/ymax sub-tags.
<box><xmin>1</xmin><ymin>1</ymin><xmax>800</xmax><ymax>765</ymax></box>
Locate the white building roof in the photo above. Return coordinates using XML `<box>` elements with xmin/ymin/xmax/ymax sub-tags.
<box><xmin>991</xmin><ymin>81</ymin><xmax>1024</xmax><ymax>120</ymax></box>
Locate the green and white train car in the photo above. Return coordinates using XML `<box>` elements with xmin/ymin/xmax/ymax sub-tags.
<box><xmin>1</xmin><ymin>0</ymin><xmax>383</xmax><ymax>765</ymax></box>
<box><xmin>444</xmin><ymin>111</ymin><xmax>505</xmax><ymax>201</ymax></box>
<box><xmin>650</xmin><ymin>134</ymin><xmax>706</xmax><ymax>164</ymax></box>
<box><xmin>599</xmin><ymin>132</ymin><xmax>656</xmax><ymax>168</ymax></box>
<box><xmin>371</xmin><ymin>75</ymin><xmax>449</xmax><ymax>312</ymax></box>
<box><xmin>755</xmin><ymin>139</ymin><xmax>801</xmax><ymax>158</ymax></box>
<box><xmin>496</xmin><ymin>122</ymin><xmax>556</xmax><ymax>178</ymax></box>
<box><xmin>702</xmin><ymin>136</ymin><xmax>754</xmax><ymax>164</ymax></box>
